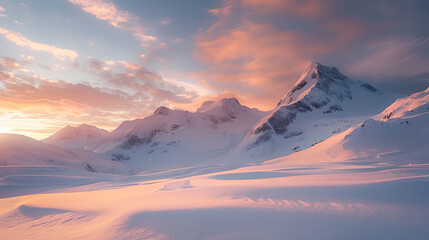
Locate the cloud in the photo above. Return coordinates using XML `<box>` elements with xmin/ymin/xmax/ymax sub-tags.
<box><xmin>88</xmin><ymin>38</ymin><xmax>96</xmax><ymax>46</ymax></box>
<box><xmin>0</xmin><ymin>72</ymin><xmax>147</xmax><ymax>138</ymax></box>
<box><xmin>99</xmin><ymin>60</ymin><xmax>199</xmax><ymax>104</ymax></box>
<box><xmin>348</xmin><ymin>37</ymin><xmax>429</xmax><ymax>79</ymax></box>
<box><xmin>68</xmin><ymin>0</ymin><xmax>130</xmax><ymax>27</ymax></box>
<box><xmin>0</xmin><ymin>56</ymin><xmax>200</xmax><ymax>138</ymax></box>
<box><xmin>0</xmin><ymin>57</ymin><xmax>24</xmax><ymax>68</ymax></box>
<box><xmin>68</xmin><ymin>0</ymin><xmax>157</xmax><ymax>44</ymax></box>
<box><xmin>0</xmin><ymin>27</ymin><xmax>78</xmax><ymax>60</ymax></box>
<box><xmin>193</xmin><ymin>0</ymin><xmax>429</xmax><ymax>109</ymax></box>
<box><xmin>160</xmin><ymin>18</ymin><xmax>171</xmax><ymax>26</ymax></box>
<box><xmin>0</xmin><ymin>5</ymin><xmax>4</xmax><ymax>12</ymax></box>
<box><xmin>79</xmin><ymin>57</ymin><xmax>200</xmax><ymax>104</ymax></box>
<box><xmin>195</xmin><ymin>3</ymin><xmax>332</xmax><ymax>109</ymax></box>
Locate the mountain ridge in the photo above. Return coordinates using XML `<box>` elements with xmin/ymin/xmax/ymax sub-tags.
<box><xmin>42</xmin><ymin>124</ymin><xmax>108</xmax><ymax>149</ymax></box>
<box><xmin>222</xmin><ymin>62</ymin><xmax>402</xmax><ymax>163</ymax></box>
<box><xmin>40</xmin><ymin>61</ymin><xmax>408</xmax><ymax>172</ymax></box>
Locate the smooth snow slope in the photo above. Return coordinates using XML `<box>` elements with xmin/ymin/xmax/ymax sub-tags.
<box><xmin>0</xmin><ymin>133</ymin><xmax>131</xmax><ymax>174</ymax></box>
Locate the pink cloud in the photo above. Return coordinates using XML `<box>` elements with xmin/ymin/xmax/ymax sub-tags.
<box><xmin>0</xmin><ymin>57</ymin><xmax>24</xmax><ymax>68</ymax></box>
<box><xmin>159</xmin><ymin>18</ymin><xmax>171</xmax><ymax>26</ymax></box>
<box><xmin>0</xmin><ymin>27</ymin><xmax>78</xmax><ymax>60</ymax></box>
<box><xmin>68</xmin><ymin>0</ymin><xmax>130</xmax><ymax>28</ymax></box>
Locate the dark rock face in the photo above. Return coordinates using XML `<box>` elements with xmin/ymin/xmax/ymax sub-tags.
<box><xmin>254</xmin><ymin>101</ymin><xmax>312</xmax><ymax>136</ymax></box>
<box><xmin>120</xmin><ymin>129</ymin><xmax>162</xmax><ymax>150</ymax></box>
<box><xmin>382</xmin><ymin>112</ymin><xmax>393</xmax><ymax>121</ymax></box>
<box><xmin>306</xmin><ymin>63</ymin><xmax>354</xmax><ymax>102</ymax></box>
<box><xmin>289</xmin><ymin>80</ymin><xmax>307</xmax><ymax>95</ymax></box>
<box><xmin>311</xmin><ymin>99</ymin><xmax>329</xmax><ymax>109</ymax></box>
<box><xmin>111</xmin><ymin>153</ymin><xmax>130</xmax><ymax>161</ymax></box>
<box><xmin>323</xmin><ymin>105</ymin><xmax>344</xmax><ymax>114</ymax></box>
<box><xmin>361</xmin><ymin>83</ymin><xmax>379</xmax><ymax>93</ymax></box>
<box><xmin>292</xmin><ymin>101</ymin><xmax>312</xmax><ymax>112</ymax></box>
<box><xmin>268</xmin><ymin>111</ymin><xmax>296</xmax><ymax>135</ymax></box>
<box><xmin>247</xmin><ymin>132</ymin><xmax>272</xmax><ymax>150</ymax></box>
<box><xmin>314</xmin><ymin>65</ymin><xmax>347</xmax><ymax>81</ymax></box>
<box><xmin>284</xmin><ymin>131</ymin><xmax>303</xmax><ymax>139</ymax></box>
<box><xmin>253</xmin><ymin>122</ymin><xmax>271</xmax><ymax>134</ymax></box>
<box><xmin>171</xmin><ymin>124</ymin><xmax>180</xmax><ymax>130</ymax></box>
<box><xmin>85</xmin><ymin>163</ymin><xmax>96</xmax><ymax>172</ymax></box>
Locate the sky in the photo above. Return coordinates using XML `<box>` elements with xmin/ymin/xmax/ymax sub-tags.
<box><xmin>0</xmin><ymin>0</ymin><xmax>428</xmax><ymax>139</ymax></box>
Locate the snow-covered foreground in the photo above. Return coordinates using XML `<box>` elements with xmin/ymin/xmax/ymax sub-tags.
<box><xmin>1</xmin><ymin>156</ymin><xmax>428</xmax><ymax>240</ymax></box>
<box><xmin>2</xmin><ymin>108</ymin><xmax>429</xmax><ymax>240</ymax></box>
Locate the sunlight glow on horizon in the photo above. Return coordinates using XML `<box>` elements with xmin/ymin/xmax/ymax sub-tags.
<box><xmin>0</xmin><ymin>127</ymin><xmax>10</xmax><ymax>134</ymax></box>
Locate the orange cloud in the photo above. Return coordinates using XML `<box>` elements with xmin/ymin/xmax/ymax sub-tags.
<box><xmin>0</xmin><ymin>64</ymin><xmax>153</xmax><ymax>139</ymax></box>
<box><xmin>194</xmin><ymin>18</ymin><xmax>332</xmax><ymax>110</ymax></box>
<box><xmin>0</xmin><ymin>57</ymin><xmax>23</xmax><ymax>68</ymax></box>
<box><xmin>0</xmin><ymin>97</ymin><xmax>89</xmax><ymax>114</ymax></box>
<box><xmin>0</xmin><ymin>27</ymin><xmax>78</xmax><ymax>60</ymax></box>
<box><xmin>1</xmin><ymin>81</ymin><xmax>130</xmax><ymax>109</ymax></box>
<box><xmin>192</xmin><ymin>0</ymin><xmax>379</xmax><ymax>110</ymax></box>
<box><xmin>0</xmin><ymin>53</ymin><xmax>203</xmax><ymax>138</ymax></box>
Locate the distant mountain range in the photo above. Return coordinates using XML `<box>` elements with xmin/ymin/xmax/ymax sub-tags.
<box><xmin>2</xmin><ymin>62</ymin><xmax>427</xmax><ymax>174</ymax></box>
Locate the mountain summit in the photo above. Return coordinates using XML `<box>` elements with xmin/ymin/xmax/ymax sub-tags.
<box><xmin>43</xmin><ymin>124</ymin><xmax>108</xmax><ymax>149</ymax></box>
<box><xmin>225</xmin><ymin>62</ymin><xmax>401</xmax><ymax>162</ymax></box>
<box><xmin>278</xmin><ymin>62</ymin><xmax>376</xmax><ymax>106</ymax></box>
<box><xmin>197</xmin><ymin>97</ymin><xmax>258</xmax><ymax>123</ymax></box>
<box><xmin>85</xmin><ymin>97</ymin><xmax>265</xmax><ymax>171</ymax></box>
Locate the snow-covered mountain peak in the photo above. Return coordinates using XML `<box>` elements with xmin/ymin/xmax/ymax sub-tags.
<box><xmin>253</xmin><ymin>62</ymin><xmax>385</xmax><ymax>136</ymax></box>
<box><xmin>279</xmin><ymin>62</ymin><xmax>357</xmax><ymax>106</ymax></box>
<box><xmin>154</xmin><ymin>106</ymin><xmax>171</xmax><ymax>116</ymax></box>
<box><xmin>197</xmin><ymin>97</ymin><xmax>242</xmax><ymax>113</ymax></box>
<box><xmin>379</xmin><ymin>87</ymin><xmax>429</xmax><ymax>121</ymax></box>
<box><xmin>42</xmin><ymin>124</ymin><xmax>108</xmax><ymax>149</ymax></box>
<box><xmin>85</xmin><ymin>97</ymin><xmax>265</xmax><ymax>169</ymax></box>
<box><xmin>226</xmin><ymin>62</ymin><xmax>400</xmax><ymax>163</ymax></box>
<box><xmin>196</xmin><ymin>97</ymin><xmax>256</xmax><ymax>122</ymax></box>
